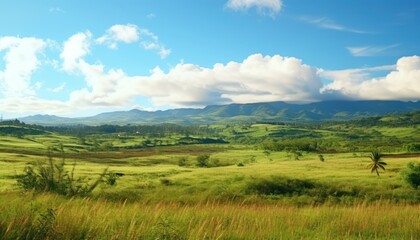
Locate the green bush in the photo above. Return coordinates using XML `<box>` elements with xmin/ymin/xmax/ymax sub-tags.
<box><xmin>196</xmin><ymin>154</ymin><xmax>210</xmax><ymax>167</ymax></box>
<box><xmin>104</xmin><ymin>172</ymin><xmax>124</xmax><ymax>186</ymax></box>
<box><xmin>400</xmin><ymin>162</ymin><xmax>420</xmax><ymax>189</ymax></box>
<box><xmin>245</xmin><ymin>176</ymin><xmax>316</xmax><ymax>195</ymax></box>
<box><xmin>17</xmin><ymin>147</ymin><xmax>113</xmax><ymax>196</ymax></box>
<box><xmin>244</xmin><ymin>176</ymin><xmax>361</xmax><ymax>202</ymax></box>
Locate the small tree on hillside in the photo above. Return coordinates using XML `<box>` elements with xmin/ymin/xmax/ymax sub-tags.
<box><xmin>367</xmin><ymin>151</ymin><xmax>387</xmax><ymax>176</ymax></box>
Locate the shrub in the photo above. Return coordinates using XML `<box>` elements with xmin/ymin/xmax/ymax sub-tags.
<box><xmin>178</xmin><ymin>157</ymin><xmax>187</xmax><ymax>167</ymax></box>
<box><xmin>104</xmin><ymin>172</ymin><xmax>124</xmax><ymax>186</ymax></box>
<box><xmin>196</xmin><ymin>154</ymin><xmax>210</xmax><ymax>167</ymax></box>
<box><xmin>17</xmin><ymin>146</ymin><xmax>114</xmax><ymax>196</ymax></box>
<box><xmin>400</xmin><ymin>162</ymin><xmax>420</xmax><ymax>189</ymax></box>
<box><xmin>245</xmin><ymin>176</ymin><xmax>316</xmax><ymax>195</ymax></box>
<box><xmin>244</xmin><ymin>176</ymin><xmax>361</xmax><ymax>203</ymax></box>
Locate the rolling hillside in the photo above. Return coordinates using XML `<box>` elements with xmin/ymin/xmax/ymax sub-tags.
<box><xmin>19</xmin><ymin>100</ymin><xmax>420</xmax><ymax>125</ymax></box>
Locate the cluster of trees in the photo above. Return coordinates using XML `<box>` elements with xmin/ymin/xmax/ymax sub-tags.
<box><xmin>404</xmin><ymin>143</ymin><xmax>420</xmax><ymax>152</ymax></box>
<box><xmin>260</xmin><ymin>138</ymin><xmax>320</xmax><ymax>152</ymax></box>
<box><xmin>46</xmin><ymin>123</ymin><xmax>219</xmax><ymax>138</ymax></box>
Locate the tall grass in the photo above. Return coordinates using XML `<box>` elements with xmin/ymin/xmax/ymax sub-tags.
<box><xmin>0</xmin><ymin>192</ymin><xmax>418</xmax><ymax>239</ymax></box>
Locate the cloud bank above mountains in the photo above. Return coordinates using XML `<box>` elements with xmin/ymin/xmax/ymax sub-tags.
<box><xmin>0</xmin><ymin>23</ymin><xmax>419</xmax><ymax>117</ymax></box>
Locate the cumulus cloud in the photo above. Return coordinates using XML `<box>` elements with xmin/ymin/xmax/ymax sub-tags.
<box><xmin>130</xmin><ymin>54</ymin><xmax>322</xmax><ymax>107</ymax></box>
<box><xmin>68</xmin><ymin>60</ymin><xmax>136</xmax><ymax>106</ymax></box>
<box><xmin>0</xmin><ymin>37</ymin><xmax>46</xmax><ymax>97</ymax></box>
<box><xmin>226</xmin><ymin>0</ymin><xmax>282</xmax><ymax>17</ymax></box>
<box><xmin>96</xmin><ymin>24</ymin><xmax>139</xmax><ymax>49</ymax></box>
<box><xmin>60</xmin><ymin>31</ymin><xmax>91</xmax><ymax>72</ymax></box>
<box><xmin>1</xmin><ymin>25</ymin><xmax>419</xmax><ymax>118</ymax></box>
<box><xmin>322</xmin><ymin>56</ymin><xmax>420</xmax><ymax>100</ymax></box>
<box><xmin>60</xmin><ymin>53</ymin><xmax>321</xmax><ymax>110</ymax></box>
<box><xmin>52</xmin><ymin>25</ymin><xmax>171</xmax><ymax>111</ymax></box>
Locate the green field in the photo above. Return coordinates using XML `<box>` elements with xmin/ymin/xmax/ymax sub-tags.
<box><xmin>0</xmin><ymin>117</ymin><xmax>419</xmax><ymax>239</ymax></box>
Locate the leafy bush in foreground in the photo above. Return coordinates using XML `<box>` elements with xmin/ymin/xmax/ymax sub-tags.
<box><xmin>17</xmin><ymin>147</ymin><xmax>114</xmax><ymax>196</ymax></box>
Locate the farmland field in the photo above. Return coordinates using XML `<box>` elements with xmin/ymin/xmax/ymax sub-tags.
<box><xmin>0</xmin><ymin>117</ymin><xmax>419</xmax><ymax>239</ymax></box>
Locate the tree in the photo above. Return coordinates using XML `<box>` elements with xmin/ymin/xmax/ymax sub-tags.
<box><xmin>400</xmin><ymin>162</ymin><xmax>420</xmax><ymax>189</ymax></box>
<box><xmin>367</xmin><ymin>151</ymin><xmax>387</xmax><ymax>176</ymax></box>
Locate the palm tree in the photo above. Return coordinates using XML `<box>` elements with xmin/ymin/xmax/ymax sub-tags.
<box><xmin>367</xmin><ymin>151</ymin><xmax>387</xmax><ymax>176</ymax></box>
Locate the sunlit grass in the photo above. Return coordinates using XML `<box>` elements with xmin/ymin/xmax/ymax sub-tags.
<box><xmin>0</xmin><ymin>192</ymin><xmax>418</xmax><ymax>239</ymax></box>
<box><xmin>1</xmin><ymin>130</ymin><xmax>419</xmax><ymax>239</ymax></box>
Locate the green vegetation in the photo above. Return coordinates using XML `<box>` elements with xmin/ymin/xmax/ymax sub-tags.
<box><xmin>1</xmin><ymin>193</ymin><xmax>418</xmax><ymax>239</ymax></box>
<box><xmin>401</xmin><ymin>162</ymin><xmax>420</xmax><ymax>189</ymax></box>
<box><xmin>0</xmin><ymin>111</ymin><xmax>419</xmax><ymax>239</ymax></box>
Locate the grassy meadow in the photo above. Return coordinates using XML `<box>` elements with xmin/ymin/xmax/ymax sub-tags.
<box><xmin>0</xmin><ymin>119</ymin><xmax>419</xmax><ymax>239</ymax></box>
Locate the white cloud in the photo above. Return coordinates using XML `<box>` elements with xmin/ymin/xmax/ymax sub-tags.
<box><xmin>60</xmin><ymin>31</ymin><xmax>91</xmax><ymax>72</ymax></box>
<box><xmin>96</xmin><ymin>24</ymin><xmax>171</xmax><ymax>58</ymax></box>
<box><xmin>0</xmin><ymin>37</ymin><xmax>46</xmax><ymax>98</ymax></box>
<box><xmin>300</xmin><ymin>16</ymin><xmax>368</xmax><ymax>34</ymax></box>
<box><xmin>139</xmin><ymin>29</ymin><xmax>171</xmax><ymax>59</ymax></box>
<box><xmin>226</xmin><ymin>0</ymin><xmax>282</xmax><ymax>17</ymax></box>
<box><xmin>131</xmin><ymin>54</ymin><xmax>322</xmax><ymax>107</ymax></box>
<box><xmin>0</xmin><ymin>96</ymin><xmax>71</xmax><ymax>116</ymax></box>
<box><xmin>321</xmin><ymin>56</ymin><xmax>420</xmax><ymax>100</ymax></box>
<box><xmin>68</xmin><ymin>60</ymin><xmax>135</xmax><ymax>106</ymax></box>
<box><xmin>1</xmin><ymin>25</ymin><xmax>419</xmax><ymax>118</ymax></box>
<box><xmin>49</xmin><ymin>53</ymin><xmax>420</xmax><ymax>115</ymax></box>
<box><xmin>96</xmin><ymin>24</ymin><xmax>139</xmax><ymax>49</ymax></box>
<box><xmin>347</xmin><ymin>44</ymin><xmax>399</xmax><ymax>57</ymax></box>
<box><xmin>59</xmin><ymin>53</ymin><xmax>321</xmax><ymax>110</ymax></box>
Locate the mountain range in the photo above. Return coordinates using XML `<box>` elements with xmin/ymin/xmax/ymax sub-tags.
<box><xmin>18</xmin><ymin>100</ymin><xmax>420</xmax><ymax>126</ymax></box>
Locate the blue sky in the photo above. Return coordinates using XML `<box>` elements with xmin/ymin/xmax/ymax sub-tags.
<box><xmin>0</xmin><ymin>0</ymin><xmax>419</xmax><ymax>118</ymax></box>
